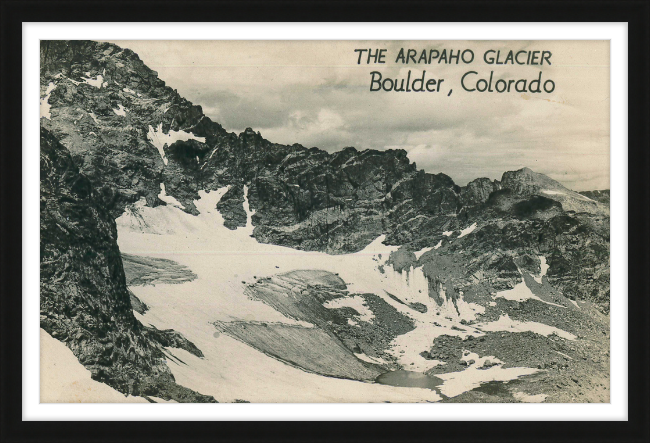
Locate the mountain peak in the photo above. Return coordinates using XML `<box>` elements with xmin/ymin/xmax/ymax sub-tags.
<box><xmin>501</xmin><ymin>167</ymin><xmax>566</xmax><ymax>192</ymax></box>
<box><xmin>499</xmin><ymin>167</ymin><xmax>608</xmax><ymax>215</ymax></box>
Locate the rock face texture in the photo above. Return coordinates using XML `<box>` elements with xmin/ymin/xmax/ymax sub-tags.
<box><xmin>579</xmin><ymin>189</ymin><xmax>610</xmax><ymax>205</ymax></box>
<box><xmin>40</xmin><ymin>127</ymin><xmax>215</xmax><ymax>402</ymax></box>
<box><xmin>500</xmin><ymin>167</ymin><xmax>608</xmax><ymax>215</ymax></box>
<box><xmin>461</xmin><ymin>177</ymin><xmax>501</xmax><ymax>206</ymax></box>
<box><xmin>40</xmin><ymin>40</ymin><xmax>611</xmax><ymax>402</ymax></box>
<box><xmin>37</xmin><ymin>41</ymin><xmax>462</xmax><ymax>253</ymax></box>
<box><xmin>40</xmin><ymin>39</ymin><xmax>611</xmax><ymax>308</ymax></box>
<box><xmin>40</xmin><ymin>41</ymin><xmax>608</xmax><ymax>255</ymax></box>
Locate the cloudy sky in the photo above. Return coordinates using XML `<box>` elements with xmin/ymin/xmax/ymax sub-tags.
<box><xmin>112</xmin><ymin>40</ymin><xmax>609</xmax><ymax>191</ymax></box>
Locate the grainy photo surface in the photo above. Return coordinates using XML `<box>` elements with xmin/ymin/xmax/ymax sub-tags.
<box><xmin>39</xmin><ymin>40</ymin><xmax>610</xmax><ymax>403</ymax></box>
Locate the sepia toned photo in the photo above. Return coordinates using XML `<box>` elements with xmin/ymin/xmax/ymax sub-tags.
<box><xmin>39</xmin><ymin>40</ymin><xmax>610</xmax><ymax>404</ymax></box>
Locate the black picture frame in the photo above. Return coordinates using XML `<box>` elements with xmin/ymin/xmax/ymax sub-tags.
<box><xmin>2</xmin><ymin>1</ymin><xmax>649</xmax><ymax>442</ymax></box>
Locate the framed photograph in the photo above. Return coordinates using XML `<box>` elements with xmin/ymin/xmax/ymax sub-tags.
<box><xmin>2</xmin><ymin>1</ymin><xmax>648</xmax><ymax>442</ymax></box>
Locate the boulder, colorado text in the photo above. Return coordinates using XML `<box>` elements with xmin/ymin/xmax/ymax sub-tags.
<box><xmin>354</xmin><ymin>48</ymin><xmax>556</xmax><ymax>94</ymax></box>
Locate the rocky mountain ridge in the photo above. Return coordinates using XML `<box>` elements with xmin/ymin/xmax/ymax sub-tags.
<box><xmin>39</xmin><ymin>40</ymin><xmax>611</xmax><ymax>402</ymax></box>
<box><xmin>40</xmin><ymin>41</ymin><xmax>608</xmax><ymax>254</ymax></box>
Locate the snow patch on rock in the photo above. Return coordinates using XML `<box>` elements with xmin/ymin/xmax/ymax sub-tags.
<box><xmin>476</xmin><ymin>314</ymin><xmax>576</xmax><ymax>340</ymax></box>
<box><xmin>323</xmin><ymin>296</ymin><xmax>375</xmax><ymax>323</ymax></box>
<box><xmin>147</xmin><ymin>123</ymin><xmax>206</xmax><ymax>166</ymax></box>
<box><xmin>81</xmin><ymin>73</ymin><xmax>105</xmax><ymax>89</ymax></box>
<box><xmin>40</xmin><ymin>82</ymin><xmax>57</xmax><ymax>120</ymax></box>
<box><xmin>461</xmin><ymin>350</ymin><xmax>503</xmax><ymax>368</ymax></box>
<box><xmin>533</xmin><ymin>256</ymin><xmax>549</xmax><ymax>284</ymax></box>
<box><xmin>458</xmin><ymin>223</ymin><xmax>477</xmax><ymax>238</ymax></box>
<box><xmin>436</xmin><ymin>352</ymin><xmax>538</xmax><ymax>398</ymax></box>
<box><xmin>493</xmin><ymin>274</ymin><xmax>566</xmax><ymax>308</ymax></box>
<box><xmin>513</xmin><ymin>391</ymin><xmax>548</xmax><ymax>403</ymax></box>
<box><xmin>237</xmin><ymin>185</ymin><xmax>257</xmax><ymax>237</ymax></box>
<box><xmin>414</xmin><ymin>246</ymin><xmax>433</xmax><ymax>260</ymax></box>
<box><xmin>158</xmin><ymin>183</ymin><xmax>186</xmax><ymax>210</ymax></box>
<box><xmin>113</xmin><ymin>104</ymin><xmax>127</xmax><ymax>116</ymax></box>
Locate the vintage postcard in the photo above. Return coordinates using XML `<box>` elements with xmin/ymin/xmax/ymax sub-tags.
<box><xmin>40</xmin><ymin>40</ymin><xmax>610</xmax><ymax>403</ymax></box>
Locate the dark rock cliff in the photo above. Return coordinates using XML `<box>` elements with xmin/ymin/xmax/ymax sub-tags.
<box><xmin>40</xmin><ymin>127</ymin><xmax>215</xmax><ymax>402</ymax></box>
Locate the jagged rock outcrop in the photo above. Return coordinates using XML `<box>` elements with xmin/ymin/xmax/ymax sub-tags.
<box><xmin>461</xmin><ymin>177</ymin><xmax>500</xmax><ymax>206</ymax></box>
<box><xmin>40</xmin><ymin>127</ymin><xmax>215</xmax><ymax>402</ymax></box>
<box><xmin>500</xmin><ymin>167</ymin><xmax>608</xmax><ymax>215</ymax></box>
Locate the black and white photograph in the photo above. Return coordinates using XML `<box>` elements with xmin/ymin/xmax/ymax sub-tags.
<box><xmin>38</xmin><ymin>39</ymin><xmax>614</xmax><ymax>404</ymax></box>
